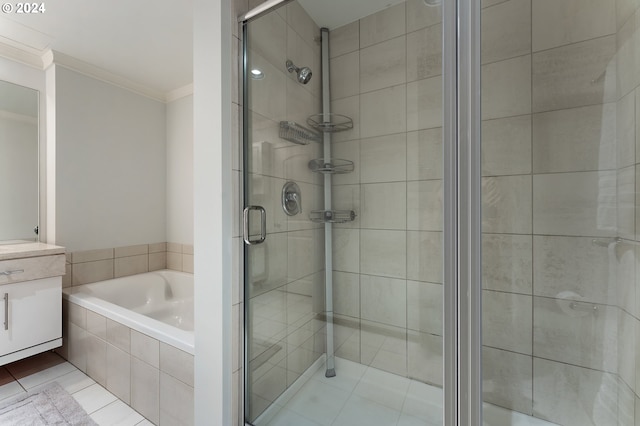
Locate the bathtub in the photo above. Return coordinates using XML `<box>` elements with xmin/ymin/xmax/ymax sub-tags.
<box><xmin>62</xmin><ymin>269</ymin><xmax>194</xmax><ymax>354</ymax></box>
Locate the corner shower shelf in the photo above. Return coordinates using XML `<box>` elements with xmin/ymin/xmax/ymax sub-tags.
<box><xmin>279</xmin><ymin>121</ymin><xmax>321</xmax><ymax>145</ymax></box>
<box><xmin>308</xmin><ymin>158</ymin><xmax>354</xmax><ymax>174</ymax></box>
<box><xmin>309</xmin><ymin>210</ymin><xmax>357</xmax><ymax>223</ymax></box>
<box><xmin>306</xmin><ymin>113</ymin><xmax>354</xmax><ymax>133</ymax></box>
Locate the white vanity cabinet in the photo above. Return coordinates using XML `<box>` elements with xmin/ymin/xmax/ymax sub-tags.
<box><xmin>0</xmin><ymin>244</ymin><xmax>65</xmax><ymax>366</ymax></box>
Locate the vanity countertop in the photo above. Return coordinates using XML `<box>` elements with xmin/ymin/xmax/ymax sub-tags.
<box><xmin>0</xmin><ymin>242</ymin><xmax>65</xmax><ymax>261</ymax></box>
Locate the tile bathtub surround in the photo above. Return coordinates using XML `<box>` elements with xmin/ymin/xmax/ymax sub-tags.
<box><xmin>64</xmin><ymin>242</ymin><xmax>194</xmax><ymax>287</ymax></box>
<box><xmin>58</xmin><ymin>300</ymin><xmax>194</xmax><ymax>425</ymax></box>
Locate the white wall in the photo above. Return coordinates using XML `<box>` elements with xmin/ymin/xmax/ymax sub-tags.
<box><xmin>54</xmin><ymin>66</ymin><xmax>167</xmax><ymax>252</ymax></box>
<box><xmin>167</xmin><ymin>94</ymin><xmax>194</xmax><ymax>245</ymax></box>
<box><xmin>194</xmin><ymin>0</ymin><xmax>232</xmax><ymax>424</ymax></box>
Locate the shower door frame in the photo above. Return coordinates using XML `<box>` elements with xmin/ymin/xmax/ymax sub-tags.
<box><xmin>442</xmin><ymin>0</ymin><xmax>482</xmax><ymax>423</ymax></box>
<box><xmin>239</xmin><ymin>0</ymin><xmax>482</xmax><ymax>423</ymax></box>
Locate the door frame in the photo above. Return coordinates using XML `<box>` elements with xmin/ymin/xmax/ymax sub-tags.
<box><xmin>443</xmin><ymin>0</ymin><xmax>482</xmax><ymax>424</ymax></box>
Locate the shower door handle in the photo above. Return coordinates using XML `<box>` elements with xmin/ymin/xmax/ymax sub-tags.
<box><xmin>243</xmin><ymin>206</ymin><xmax>267</xmax><ymax>245</ymax></box>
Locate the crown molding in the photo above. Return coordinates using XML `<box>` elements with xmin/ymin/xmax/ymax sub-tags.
<box><xmin>1</xmin><ymin>41</ymin><xmax>192</xmax><ymax>103</ymax></box>
<box><xmin>166</xmin><ymin>84</ymin><xmax>194</xmax><ymax>103</ymax></box>
<box><xmin>0</xmin><ymin>39</ymin><xmax>43</xmax><ymax>69</ymax></box>
<box><xmin>47</xmin><ymin>50</ymin><xmax>167</xmax><ymax>102</ymax></box>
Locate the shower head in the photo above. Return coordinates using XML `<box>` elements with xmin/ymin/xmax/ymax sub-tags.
<box><xmin>423</xmin><ymin>0</ymin><xmax>441</xmax><ymax>6</ymax></box>
<box><xmin>286</xmin><ymin>59</ymin><xmax>312</xmax><ymax>84</ymax></box>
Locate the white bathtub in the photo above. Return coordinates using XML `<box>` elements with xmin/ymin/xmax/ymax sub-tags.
<box><xmin>63</xmin><ymin>270</ymin><xmax>194</xmax><ymax>354</ymax></box>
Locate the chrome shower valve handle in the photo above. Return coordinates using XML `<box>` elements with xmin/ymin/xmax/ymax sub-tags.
<box><xmin>282</xmin><ymin>181</ymin><xmax>302</xmax><ymax>216</ymax></box>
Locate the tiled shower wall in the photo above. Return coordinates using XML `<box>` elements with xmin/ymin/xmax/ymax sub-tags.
<box><xmin>329</xmin><ymin>0</ymin><xmax>445</xmax><ymax>386</ymax></box>
<box><xmin>329</xmin><ymin>0</ymin><xmax>640</xmax><ymax>425</ymax></box>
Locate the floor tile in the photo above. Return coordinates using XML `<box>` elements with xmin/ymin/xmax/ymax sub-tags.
<box><xmin>43</xmin><ymin>369</ymin><xmax>96</xmax><ymax>394</ymax></box>
<box><xmin>332</xmin><ymin>394</ymin><xmax>401</xmax><ymax>426</ymax></box>
<box><xmin>18</xmin><ymin>362</ymin><xmax>77</xmax><ymax>390</ymax></box>
<box><xmin>0</xmin><ymin>353</ymin><xmax>153</xmax><ymax>425</ymax></box>
<box><xmin>91</xmin><ymin>400</ymin><xmax>144</xmax><ymax>426</ymax></box>
<box><xmin>0</xmin><ymin>381</ymin><xmax>25</xmax><ymax>402</ymax></box>
<box><xmin>263</xmin><ymin>357</ymin><xmax>562</xmax><ymax>426</ymax></box>
<box><xmin>266</xmin><ymin>408</ymin><xmax>323</xmax><ymax>425</ymax></box>
<box><xmin>310</xmin><ymin>358</ymin><xmax>367</xmax><ymax>393</ymax></box>
<box><xmin>353</xmin><ymin>366</ymin><xmax>410</xmax><ymax>411</ymax></box>
<box><xmin>401</xmin><ymin>380</ymin><xmax>442</xmax><ymax>422</ymax></box>
<box><xmin>285</xmin><ymin>379</ymin><xmax>350</xmax><ymax>425</ymax></box>
<box><xmin>397</xmin><ymin>413</ymin><xmax>436</xmax><ymax>426</ymax></box>
<box><xmin>72</xmin><ymin>383</ymin><xmax>118</xmax><ymax>414</ymax></box>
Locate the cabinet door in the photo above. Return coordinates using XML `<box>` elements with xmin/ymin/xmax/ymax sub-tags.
<box><xmin>0</xmin><ymin>277</ymin><xmax>61</xmax><ymax>356</ymax></box>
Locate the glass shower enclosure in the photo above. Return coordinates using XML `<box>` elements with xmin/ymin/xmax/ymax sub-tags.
<box><xmin>240</xmin><ymin>0</ymin><xmax>640</xmax><ymax>424</ymax></box>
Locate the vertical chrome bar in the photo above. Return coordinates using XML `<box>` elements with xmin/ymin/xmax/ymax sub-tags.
<box><xmin>444</xmin><ymin>0</ymin><xmax>482</xmax><ymax>422</ymax></box>
<box><xmin>460</xmin><ymin>0</ymin><xmax>482</xmax><ymax>421</ymax></box>
<box><xmin>3</xmin><ymin>293</ymin><xmax>8</xmax><ymax>331</ymax></box>
<box><xmin>241</xmin><ymin>20</ymin><xmax>252</xmax><ymax>425</ymax></box>
<box><xmin>243</xmin><ymin>206</ymin><xmax>251</xmax><ymax>246</ymax></box>
<box><xmin>443</xmin><ymin>0</ymin><xmax>459</xmax><ymax>419</ymax></box>
<box><xmin>320</xmin><ymin>27</ymin><xmax>336</xmax><ymax>377</ymax></box>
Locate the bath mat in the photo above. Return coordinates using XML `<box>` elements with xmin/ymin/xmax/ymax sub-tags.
<box><xmin>0</xmin><ymin>381</ymin><xmax>97</xmax><ymax>425</ymax></box>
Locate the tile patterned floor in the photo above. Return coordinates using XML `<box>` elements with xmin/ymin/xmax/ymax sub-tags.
<box><xmin>0</xmin><ymin>351</ymin><xmax>152</xmax><ymax>426</ymax></box>
<box><xmin>257</xmin><ymin>357</ymin><xmax>559</xmax><ymax>426</ymax></box>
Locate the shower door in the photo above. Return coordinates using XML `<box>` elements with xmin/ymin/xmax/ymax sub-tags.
<box><xmin>241</xmin><ymin>0</ymin><xmax>452</xmax><ymax>425</ymax></box>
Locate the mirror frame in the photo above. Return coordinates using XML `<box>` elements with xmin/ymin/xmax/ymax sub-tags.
<box><xmin>0</xmin><ymin>56</ymin><xmax>47</xmax><ymax>243</ymax></box>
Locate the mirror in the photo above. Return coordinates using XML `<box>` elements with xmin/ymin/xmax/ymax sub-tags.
<box><xmin>0</xmin><ymin>80</ymin><xmax>39</xmax><ymax>242</ymax></box>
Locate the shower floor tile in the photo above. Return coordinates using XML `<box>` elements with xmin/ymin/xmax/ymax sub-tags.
<box><xmin>260</xmin><ymin>357</ymin><xmax>559</xmax><ymax>426</ymax></box>
<box><xmin>0</xmin><ymin>351</ymin><xmax>151</xmax><ymax>425</ymax></box>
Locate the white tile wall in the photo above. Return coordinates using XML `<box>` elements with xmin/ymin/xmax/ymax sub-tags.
<box><xmin>481</xmin><ymin>55</ymin><xmax>531</xmax><ymax>120</ymax></box>
<box><xmin>532</xmin><ymin>0</ymin><xmax>616</xmax><ymax>52</ymax></box>
<box><xmin>406</xmin><ymin>24</ymin><xmax>442</xmax><ymax>81</ymax></box>
<box><xmin>482</xmin><ymin>290</ymin><xmax>533</xmax><ymax>355</ymax></box>
<box><xmin>532</xmin><ymin>236</ymin><xmax>617</xmax><ymax>304</ymax></box>
<box><xmin>360</xmin><ymin>85</ymin><xmax>407</xmax><ymax>137</ymax></box>
<box><xmin>481</xmin><ymin>0</ymin><xmax>531</xmax><ymax>64</ymax></box>
<box><xmin>482</xmin><ymin>115</ymin><xmax>532</xmax><ymax>176</ymax></box>
<box><xmin>532</xmin><ymin>36</ymin><xmax>617</xmax><ymax>113</ymax></box>
<box><xmin>533</xmin><ymin>171</ymin><xmax>617</xmax><ymax>237</ymax></box>
<box><xmin>532</xmin><ymin>104</ymin><xmax>616</xmax><ymax>173</ymax></box>
<box><xmin>359</xmin><ymin>3</ymin><xmax>406</xmax><ymax>48</ymax></box>
<box><xmin>359</xmin><ymin>36</ymin><xmax>407</xmax><ymax>93</ymax></box>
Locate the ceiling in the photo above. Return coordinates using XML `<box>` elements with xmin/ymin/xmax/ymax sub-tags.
<box><xmin>0</xmin><ymin>0</ymin><xmax>407</xmax><ymax>99</ymax></box>
<box><xmin>298</xmin><ymin>0</ymin><xmax>406</xmax><ymax>30</ymax></box>
<box><xmin>0</xmin><ymin>0</ymin><xmax>192</xmax><ymax>97</ymax></box>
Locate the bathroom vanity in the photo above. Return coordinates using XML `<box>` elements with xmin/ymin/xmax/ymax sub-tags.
<box><xmin>0</xmin><ymin>242</ymin><xmax>65</xmax><ymax>365</ymax></box>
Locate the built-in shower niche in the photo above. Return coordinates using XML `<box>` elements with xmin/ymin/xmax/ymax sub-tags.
<box><xmin>306</xmin><ymin>112</ymin><xmax>357</xmax><ymax>224</ymax></box>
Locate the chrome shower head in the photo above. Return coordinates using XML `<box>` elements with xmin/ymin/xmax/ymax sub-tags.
<box><xmin>286</xmin><ymin>59</ymin><xmax>312</xmax><ymax>84</ymax></box>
